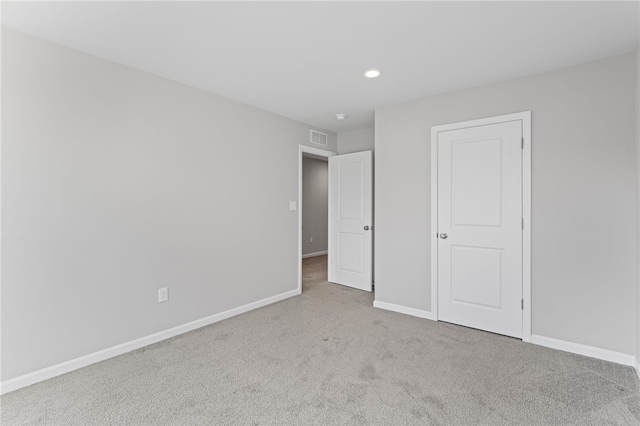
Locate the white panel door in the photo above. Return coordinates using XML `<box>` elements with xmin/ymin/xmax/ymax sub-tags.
<box><xmin>329</xmin><ymin>151</ymin><xmax>372</xmax><ymax>292</ymax></box>
<box><xmin>437</xmin><ymin>120</ymin><xmax>522</xmax><ymax>338</ymax></box>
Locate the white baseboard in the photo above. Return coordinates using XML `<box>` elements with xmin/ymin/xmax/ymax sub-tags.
<box><xmin>369</xmin><ymin>305</ymin><xmax>637</xmax><ymax>369</ymax></box>
<box><xmin>301</xmin><ymin>250</ymin><xmax>328</xmax><ymax>259</ymax></box>
<box><xmin>0</xmin><ymin>288</ymin><xmax>300</xmax><ymax>395</ymax></box>
<box><xmin>373</xmin><ymin>300</ymin><xmax>437</xmax><ymax>321</ymax></box>
<box><xmin>530</xmin><ymin>335</ymin><xmax>635</xmax><ymax>367</ymax></box>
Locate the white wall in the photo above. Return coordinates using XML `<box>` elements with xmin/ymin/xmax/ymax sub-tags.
<box><xmin>302</xmin><ymin>157</ymin><xmax>328</xmax><ymax>256</ymax></box>
<box><xmin>337</xmin><ymin>127</ymin><xmax>374</xmax><ymax>154</ymax></box>
<box><xmin>1</xmin><ymin>28</ymin><xmax>337</xmax><ymax>381</ymax></box>
<box><xmin>375</xmin><ymin>52</ymin><xmax>638</xmax><ymax>356</ymax></box>
<box><xmin>636</xmin><ymin>45</ymin><xmax>640</xmax><ymax>373</ymax></box>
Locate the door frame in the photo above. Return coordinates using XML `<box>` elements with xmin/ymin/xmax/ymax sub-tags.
<box><xmin>430</xmin><ymin>111</ymin><xmax>532</xmax><ymax>342</ymax></box>
<box><xmin>298</xmin><ymin>145</ymin><xmax>337</xmax><ymax>293</ymax></box>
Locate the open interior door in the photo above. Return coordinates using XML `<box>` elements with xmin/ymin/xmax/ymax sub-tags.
<box><xmin>328</xmin><ymin>151</ymin><xmax>373</xmax><ymax>292</ymax></box>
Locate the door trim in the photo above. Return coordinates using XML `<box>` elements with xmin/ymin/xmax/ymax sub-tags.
<box><xmin>298</xmin><ymin>145</ymin><xmax>337</xmax><ymax>293</ymax></box>
<box><xmin>430</xmin><ymin>111</ymin><xmax>532</xmax><ymax>342</ymax></box>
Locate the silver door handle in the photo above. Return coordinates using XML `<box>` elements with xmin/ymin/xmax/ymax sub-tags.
<box><xmin>364</xmin><ymin>226</ymin><xmax>370</xmax><ymax>231</ymax></box>
<box><xmin>439</xmin><ymin>233</ymin><xmax>447</xmax><ymax>239</ymax></box>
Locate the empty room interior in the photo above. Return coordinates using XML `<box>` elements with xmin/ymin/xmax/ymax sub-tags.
<box><xmin>2</xmin><ymin>1</ymin><xmax>640</xmax><ymax>425</ymax></box>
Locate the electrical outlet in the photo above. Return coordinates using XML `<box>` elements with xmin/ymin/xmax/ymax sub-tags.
<box><xmin>158</xmin><ymin>287</ymin><xmax>169</xmax><ymax>303</ymax></box>
<box><xmin>310</xmin><ymin>236</ymin><xmax>313</xmax><ymax>243</ymax></box>
<box><xmin>289</xmin><ymin>201</ymin><xmax>297</xmax><ymax>211</ymax></box>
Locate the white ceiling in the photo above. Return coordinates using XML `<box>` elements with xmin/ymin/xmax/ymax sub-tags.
<box><xmin>2</xmin><ymin>1</ymin><xmax>639</xmax><ymax>133</ymax></box>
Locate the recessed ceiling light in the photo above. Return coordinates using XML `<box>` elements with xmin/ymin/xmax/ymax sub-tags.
<box><xmin>336</xmin><ymin>114</ymin><xmax>347</xmax><ymax>120</ymax></box>
<box><xmin>364</xmin><ymin>70</ymin><xmax>381</xmax><ymax>78</ymax></box>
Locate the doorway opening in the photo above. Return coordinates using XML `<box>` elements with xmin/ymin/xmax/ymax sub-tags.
<box><xmin>298</xmin><ymin>145</ymin><xmax>336</xmax><ymax>293</ymax></box>
<box><xmin>301</xmin><ymin>152</ymin><xmax>329</xmax><ymax>291</ymax></box>
<box><xmin>298</xmin><ymin>145</ymin><xmax>374</xmax><ymax>294</ymax></box>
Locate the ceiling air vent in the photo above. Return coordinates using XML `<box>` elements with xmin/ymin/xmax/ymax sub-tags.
<box><xmin>310</xmin><ymin>129</ymin><xmax>328</xmax><ymax>146</ymax></box>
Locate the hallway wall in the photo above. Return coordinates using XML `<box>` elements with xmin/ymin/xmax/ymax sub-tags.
<box><xmin>302</xmin><ymin>157</ymin><xmax>328</xmax><ymax>256</ymax></box>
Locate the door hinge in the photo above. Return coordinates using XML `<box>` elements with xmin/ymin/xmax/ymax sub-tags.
<box><xmin>521</xmin><ymin>137</ymin><xmax>524</xmax><ymax>149</ymax></box>
<box><xmin>522</xmin><ymin>218</ymin><xmax>524</xmax><ymax>229</ymax></box>
<box><xmin>521</xmin><ymin>299</ymin><xmax>524</xmax><ymax>310</ymax></box>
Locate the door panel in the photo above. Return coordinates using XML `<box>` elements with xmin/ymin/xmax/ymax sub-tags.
<box><xmin>452</xmin><ymin>138</ymin><xmax>503</xmax><ymax>226</ymax></box>
<box><xmin>329</xmin><ymin>151</ymin><xmax>372</xmax><ymax>292</ymax></box>
<box><xmin>437</xmin><ymin>120</ymin><xmax>522</xmax><ymax>338</ymax></box>
<box><xmin>450</xmin><ymin>245</ymin><xmax>503</xmax><ymax>309</ymax></box>
<box><xmin>338</xmin><ymin>233</ymin><xmax>363</xmax><ymax>273</ymax></box>
<box><xmin>338</xmin><ymin>162</ymin><xmax>364</xmax><ymax>220</ymax></box>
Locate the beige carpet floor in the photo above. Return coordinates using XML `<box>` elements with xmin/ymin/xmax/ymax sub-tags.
<box><xmin>2</xmin><ymin>255</ymin><xmax>639</xmax><ymax>425</ymax></box>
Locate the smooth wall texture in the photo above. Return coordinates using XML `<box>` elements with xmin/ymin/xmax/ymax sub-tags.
<box><xmin>302</xmin><ymin>157</ymin><xmax>328</xmax><ymax>256</ymax></box>
<box><xmin>337</xmin><ymin>127</ymin><xmax>374</xmax><ymax>155</ymax></box>
<box><xmin>636</xmin><ymin>46</ymin><xmax>640</xmax><ymax>368</ymax></box>
<box><xmin>375</xmin><ymin>52</ymin><xmax>638</xmax><ymax>355</ymax></box>
<box><xmin>1</xmin><ymin>28</ymin><xmax>336</xmax><ymax>381</ymax></box>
